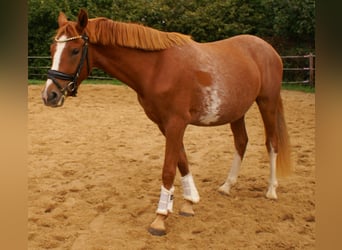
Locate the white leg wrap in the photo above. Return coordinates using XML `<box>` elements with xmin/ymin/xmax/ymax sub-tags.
<box><xmin>181</xmin><ymin>173</ymin><xmax>200</xmax><ymax>203</ymax></box>
<box><xmin>156</xmin><ymin>185</ymin><xmax>175</xmax><ymax>215</ymax></box>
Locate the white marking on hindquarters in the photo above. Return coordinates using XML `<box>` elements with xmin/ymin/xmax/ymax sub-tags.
<box><xmin>266</xmin><ymin>145</ymin><xmax>278</xmax><ymax>199</ymax></box>
<box><xmin>199</xmin><ymin>86</ymin><xmax>222</xmax><ymax>125</ymax></box>
<box><xmin>42</xmin><ymin>35</ymin><xmax>67</xmax><ymax>99</ymax></box>
<box><xmin>181</xmin><ymin>173</ymin><xmax>200</xmax><ymax>203</ymax></box>
<box><xmin>219</xmin><ymin>151</ymin><xmax>242</xmax><ymax>195</ymax></box>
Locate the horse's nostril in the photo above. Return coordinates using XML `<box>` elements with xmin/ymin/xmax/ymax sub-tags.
<box><xmin>48</xmin><ymin>91</ymin><xmax>58</xmax><ymax>101</ymax></box>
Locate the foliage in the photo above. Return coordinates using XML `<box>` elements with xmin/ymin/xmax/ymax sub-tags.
<box><xmin>29</xmin><ymin>0</ymin><xmax>315</xmax><ymax>54</ymax></box>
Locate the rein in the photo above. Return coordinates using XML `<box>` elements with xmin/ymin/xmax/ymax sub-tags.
<box><xmin>47</xmin><ymin>34</ymin><xmax>89</xmax><ymax>97</ymax></box>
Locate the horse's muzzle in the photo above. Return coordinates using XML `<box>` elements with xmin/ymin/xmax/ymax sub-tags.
<box><xmin>42</xmin><ymin>89</ymin><xmax>65</xmax><ymax>107</ymax></box>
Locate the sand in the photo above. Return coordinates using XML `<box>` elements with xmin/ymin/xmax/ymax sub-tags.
<box><xmin>28</xmin><ymin>84</ymin><xmax>315</xmax><ymax>249</ymax></box>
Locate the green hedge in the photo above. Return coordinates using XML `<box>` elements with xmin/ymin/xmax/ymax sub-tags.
<box><xmin>28</xmin><ymin>0</ymin><xmax>315</xmax><ymax>83</ymax></box>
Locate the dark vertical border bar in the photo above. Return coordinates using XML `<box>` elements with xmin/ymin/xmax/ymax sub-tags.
<box><xmin>0</xmin><ymin>0</ymin><xmax>28</xmax><ymax>249</ymax></box>
<box><xmin>316</xmin><ymin>1</ymin><xmax>342</xmax><ymax>249</ymax></box>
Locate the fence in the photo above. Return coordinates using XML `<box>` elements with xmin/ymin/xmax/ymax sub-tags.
<box><xmin>281</xmin><ymin>53</ymin><xmax>315</xmax><ymax>87</ymax></box>
<box><xmin>28</xmin><ymin>56</ymin><xmax>114</xmax><ymax>81</ymax></box>
<box><xmin>28</xmin><ymin>54</ymin><xmax>315</xmax><ymax>86</ymax></box>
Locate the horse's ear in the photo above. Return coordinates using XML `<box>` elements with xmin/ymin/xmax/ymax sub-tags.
<box><xmin>58</xmin><ymin>12</ymin><xmax>68</xmax><ymax>27</ymax></box>
<box><xmin>77</xmin><ymin>9</ymin><xmax>88</xmax><ymax>32</ymax></box>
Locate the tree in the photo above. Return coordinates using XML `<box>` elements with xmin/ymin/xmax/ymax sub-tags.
<box><xmin>272</xmin><ymin>0</ymin><xmax>315</xmax><ymax>53</ymax></box>
<box><xmin>28</xmin><ymin>0</ymin><xmax>315</xmax><ymax>57</ymax></box>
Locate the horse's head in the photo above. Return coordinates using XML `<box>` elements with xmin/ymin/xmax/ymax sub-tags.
<box><xmin>42</xmin><ymin>9</ymin><xmax>90</xmax><ymax>107</ymax></box>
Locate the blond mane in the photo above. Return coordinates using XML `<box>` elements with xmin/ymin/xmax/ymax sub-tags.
<box><xmin>83</xmin><ymin>17</ymin><xmax>192</xmax><ymax>50</ymax></box>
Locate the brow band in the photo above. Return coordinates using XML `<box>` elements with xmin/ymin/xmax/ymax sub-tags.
<box><xmin>55</xmin><ymin>35</ymin><xmax>83</xmax><ymax>43</ymax></box>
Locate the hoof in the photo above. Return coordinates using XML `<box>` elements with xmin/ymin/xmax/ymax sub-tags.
<box><xmin>266</xmin><ymin>190</ymin><xmax>278</xmax><ymax>200</ymax></box>
<box><xmin>149</xmin><ymin>214</ymin><xmax>166</xmax><ymax>236</ymax></box>
<box><xmin>179</xmin><ymin>200</ymin><xmax>195</xmax><ymax>217</ymax></box>
<box><xmin>148</xmin><ymin>227</ymin><xmax>166</xmax><ymax>236</ymax></box>
<box><xmin>218</xmin><ymin>186</ymin><xmax>230</xmax><ymax>196</ymax></box>
<box><xmin>266</xmin><ymin>193</ymin><xmax>278</xmax><ymax>200</ymax></box>
<box><xmin>179</xmin><ymin>211</ymin><xmax>194</xmax><ymax>217</ymax></box>
<box><xmin>218</xmin><ymin>189</ymin><xmax>229</xmax><ymax>196</ymax></box>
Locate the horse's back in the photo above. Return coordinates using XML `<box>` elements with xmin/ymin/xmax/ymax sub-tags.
<box><xmin>207</xmin><ymin>34</ymin><xmax>280</xmax><ymax>63</ymax></box>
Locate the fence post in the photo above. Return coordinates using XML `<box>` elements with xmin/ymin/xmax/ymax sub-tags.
<box><xmin>308</xmin><ymin>53</ymin><xmax>314</xmax><ymax>87</ymax></box>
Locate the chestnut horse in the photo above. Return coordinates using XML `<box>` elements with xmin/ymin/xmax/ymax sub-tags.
<box><xmin>42</xmin><ymin>9</ymin><xmax>291</xmax><ymax>236</ymax></box>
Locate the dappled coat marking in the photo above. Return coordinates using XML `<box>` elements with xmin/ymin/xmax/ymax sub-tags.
<box><xmin>200</xmin><ymin>86</ymin><xmax>222</xmax><ymax>125</ymax></box>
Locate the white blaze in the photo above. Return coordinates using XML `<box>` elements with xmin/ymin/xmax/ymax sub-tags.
<box><xmin>42</xmin><ymin>35</ymin><xmax>67</xmax><ymax>98</ymax></box>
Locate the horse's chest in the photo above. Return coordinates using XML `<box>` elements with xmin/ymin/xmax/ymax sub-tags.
<box><xmin>137</xmin><ymin>95</ymin><xmax>163</xmax><ymax>124</ymax></box>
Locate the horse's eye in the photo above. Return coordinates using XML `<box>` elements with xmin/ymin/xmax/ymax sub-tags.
<box><xmin>72</xmin><ymin>48</ymin><xmax>79</xmax><ymax>55</ymax></box>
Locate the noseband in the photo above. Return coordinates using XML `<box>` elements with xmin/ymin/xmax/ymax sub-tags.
<box><xmin>47</xmin><ymin>34</ymin><xmax>89</xmax><ymax>97</ymax></box>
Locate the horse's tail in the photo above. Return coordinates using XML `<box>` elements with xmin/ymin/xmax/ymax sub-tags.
<box><xmin>276</xmin><ymin>97</ymin><xmax>292</xmax><ymax>176</ymax></box>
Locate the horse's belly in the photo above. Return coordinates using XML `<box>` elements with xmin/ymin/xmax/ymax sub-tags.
<box><xmin>190</xmin><ymin>106</ymin><xmax>250</xmax><ymax>126</ymax></box>
<box><xmin>190</xmin><ymin>86</ymin><xmax>256</xmax><ymax>126</ymax></box>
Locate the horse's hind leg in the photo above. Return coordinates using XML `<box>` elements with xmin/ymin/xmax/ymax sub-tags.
<box><xmin>219</xmin><ymin>116</ymin><xmax>248</xmax><ymax>195</ymax></box>
<box><xmin>256</xmin><ymin>96</ymin><xmax>279</xmax><ymax>199</ymax></box>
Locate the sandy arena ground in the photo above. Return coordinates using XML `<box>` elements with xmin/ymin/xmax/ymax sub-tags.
<box><xmin>28</xmin><ymin>84</ymin><xmax>315</xmax><ymax>249</ymax></box>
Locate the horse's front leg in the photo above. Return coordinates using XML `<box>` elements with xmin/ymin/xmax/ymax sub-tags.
<box><xmin>155</xmin><ymin>125</ymin><xmax>200</xmax><ymax>217</ymax></box>
<box><xmin>148</xmin><ymin>118</ymin><xmax>187</xmax><ymax>236</ymax></box>
<box><xmin>178</xmin><ymin>144</ymin><xmax>200</xmax><ymax>216</ymax></box>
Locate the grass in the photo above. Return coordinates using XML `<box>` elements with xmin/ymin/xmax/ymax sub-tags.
<box><xmin>28</xmin><ymin>79</ymin><xmax>315</xmax><ymax>93</ymax></box>
<box><xmin>281</xmin><ymin>83</ymin><xmax>315</xmax><ymax>93</ymax></box>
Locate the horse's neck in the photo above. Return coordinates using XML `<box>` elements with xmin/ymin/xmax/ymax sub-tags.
<box><xmin>91</xmin><ymin>45</ymin><xmax>159</xmax><ymax>94</ymax></box>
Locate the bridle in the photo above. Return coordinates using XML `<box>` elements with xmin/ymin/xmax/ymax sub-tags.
<box><xmin>47</xmin><ymin>34</ymin><xmax>89</xmax><ymax>97</ymax></box>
